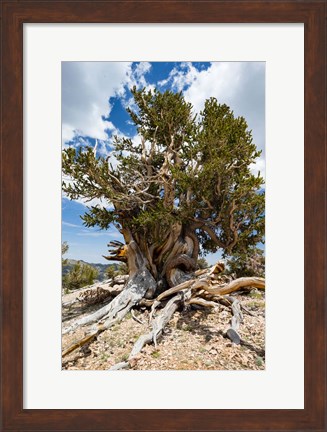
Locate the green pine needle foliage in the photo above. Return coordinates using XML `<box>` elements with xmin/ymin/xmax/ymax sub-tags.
<box><xmin>62</xmin><ymin>87</ymin><xmax>265</xmax><ymax>256</ymax></box>
<box><xmin>63</xmin><ymin>261</ymin><xmax>99</xmax><ymax>291</ymax></box>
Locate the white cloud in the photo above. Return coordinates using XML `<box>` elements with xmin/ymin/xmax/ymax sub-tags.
<box><xmin>160</xmin><ymin>61</ymin><xmax>266</xmax><ymax>189</ymax></box>
<box><xmin>120</xmin><ymin>62</ymin><xmax>154</xmax><ymax>111</ymax></box>
<box><xmin>93</xmin><ymin>139</ymin><xmax>114</xmax><ymax>158</ymax></box>
<box><xmin>156</xmin><ymin>62</ymin><xmax>265</xmax><ymax>156</ymax></box>
<box><xmin>62</xmin><ymin>194</ymin><xmax>111</xmax><ymax>209</ymax></box>
<box><xmin>76</xmin><ymin>226</ymin><xmax>123</xmax><ymax>240</ymax></box>
<box><xmin>125</xmin><ymin>61</ymin><xmax>152</xmax><ymax>90</ymax></box>
<box><xmin>76</xmin><ymin>197</ymin><xmax>108</xmax><ymax>208</ymax></box>
<box><xmin>159</xmin><ymin>62</ymin><xmax>200</xmax><ymax>92</ymax></box>
<box><xmin>62</xmin><ymin>61</ymin><xmax>153</xmax><ymax>145</ymax></box>
<box><xmin>77</xmin><ymin>230</ymin><xmax>122</xmax><ymax>238</ymax></box>
<box><xmin>77</xmin><ymin>231</ymin><xmax>110</xmax><ymax>237</ymax></box>
<box><xmin>175</xmin><ymin>62</ymin><xmax>265</xmax><ymax>155</ymax></box>
<box><xmin>133</xmin><ymin>61</ymin><xmax>152</xmax><ymax>79</ymax></box>
<box><xmin>250</xmin><ymin>156</ymin><xmax>266</xmax><ymax>180</ymax></box>
<box><xmin>62</xmin><ymin>221</ymin><xmax>81</xmax><ymax>228</ymax></box>
<box><xmin>63</xmin><ymin>61</ymin><xmax>265</xmax><ymax>207</ymax></box>
<box><xmin>183</xmin><ymin>63</ymin><xmax>242</xmax><ymax>111</ymax></box>
<box><xmin>62</xmin><ymin>62</ymin><xmax>133</xmax><ymax>142</ymax></box>
<box><xmin>62</xmin><ymin>123</ymin><xmax>75</xmax><ymax>145</ymax></box>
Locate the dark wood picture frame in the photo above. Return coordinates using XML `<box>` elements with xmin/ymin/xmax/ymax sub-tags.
<box><xmin>1</xmin><ymin>1</ymin><xmax>326</xmax><ymax>431</ymax></box>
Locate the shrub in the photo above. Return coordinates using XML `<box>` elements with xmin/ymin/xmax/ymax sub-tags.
<box><xmin>226</xmin><ymin>247</ymin><xmax>265</xmax><ymax>278</ymax></box>
<box><xmin>197</xmin><ymin>257</ymin><xmax>209</xmax><ymax>269</ymax></box>
<box><xmin>105</xmin><ymin>265</ymin><xmax>117</xmax><ymax>279</ymax></box>
<box><xmin>63</xmin><ymin>261</ymin><xmax>99</xmax><ymax>291</ymax></box>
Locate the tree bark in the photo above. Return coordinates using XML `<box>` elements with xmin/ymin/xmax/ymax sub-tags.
<box><xmin>204</xmin><ymin>277</ymin><xmax>265</xmax><ymax>295</ymax></box>
<box><xmin>109</xmin><ymin>289</ymin><xmax>192</xmax><ymax>370</ymax></box>
<box><xmin>62</xmin><ymin>228</ymin><xmax>265</xmax><ymax>361</ymax></box>
<box><xmin>63</xmin><ymin>239</ymin><xmax>156</xmax><ymax>337</ymax></box>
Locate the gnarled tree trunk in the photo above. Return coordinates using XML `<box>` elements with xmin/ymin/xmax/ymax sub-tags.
<box><xmin>62</xmin><ymin>223</ymin><xmax>265</xmax><ymax>365</ymax></box>
<box><xmin>105</xmin><ymin>223</ymin><xmax>200</xmax><ymax>293</ymax></box>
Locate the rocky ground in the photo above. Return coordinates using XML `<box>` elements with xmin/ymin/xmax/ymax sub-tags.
<box><xmin>62</xmin><ymin>277</ymin><xmax>265</xmax><ymax>371</ymax></box>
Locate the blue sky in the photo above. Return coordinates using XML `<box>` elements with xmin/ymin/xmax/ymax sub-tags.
<box><xmin>62</xmin><ymin>61</ymin><xmax>265</xmax><ymax>264</ymax></box>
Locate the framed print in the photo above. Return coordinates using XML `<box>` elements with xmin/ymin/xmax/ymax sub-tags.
<box><xmin>1</xmin><ymin>1</ymin><xmax>326</xmax><ymax>431</ymax></box>
<box><xmin>60</xmin><ymin>59</ymin><xmax>266</xmax><ymax>373</ymax></box>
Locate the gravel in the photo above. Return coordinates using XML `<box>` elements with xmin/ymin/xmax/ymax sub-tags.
<box><xmin>62</xmin><ymin>290</ymin><xmax>265</xmax><ymax>371</ymax></box>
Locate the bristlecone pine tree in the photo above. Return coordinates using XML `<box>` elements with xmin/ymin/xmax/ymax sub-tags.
<box><xmin>62</xmin><ymin>87</ymin><xmax>265</xmax><ymax>369</ymax></box>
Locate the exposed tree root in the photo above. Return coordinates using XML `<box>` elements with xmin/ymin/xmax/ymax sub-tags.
<box><xmin>186</xmin><ymin>294</ymin><xmax>244</xmax><ymax>346</ymax></box>
<box><xmin>62</xmin><ymin>332</ymin><xmax>99</xmax><ymax>357</ymax></box>
<box><xmin>62</xmin><ymin>262</ymin><xmax>265</xmax><ymax>366</ymax></box>
<box><xmin>155</xmin><ymin>276</ymin><xmax>210</xmax><ymax>302</ymax></box>
<box><xmin>131</xmin><ymin>308</ymin><xmax>145</xmax><ymax>325</ymax></box>
<box><xmin>187</xmin><ymin>297</ymin><xmax>220</xmax><ymax>310</ymax></box>
<box><xmin>109</xmin><ymin>290</ymin><xmax>191</xmax><ymax>370</ymax></box>
<box><xmin>62</xmin><ymin>296</ymin><xmax>113</xmax><ymax>323</ymax></box>
<box><xmin>153</xmin><ymin>276</ymin><xmax>264</xmax><ymax>305</ymax></box>
<box><xmin>205</xmin><ymin>277</ymin><xmax>265</xmax><ymax>295</ymax></box>
<box><xmin>225</xmin><ymin>297</ymin><xmax>243</xmax><ymax>344</ymax></box>
<box><xmin>62</xmin><ymin>268</ymin><xmax>156</xmax><ymax>356</ymax></box>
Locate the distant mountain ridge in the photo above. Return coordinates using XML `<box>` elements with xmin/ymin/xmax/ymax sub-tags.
<box><xmin>62</xmin><ymin>259</ymin><xmax>118</xmax><ymax>282</ymax></box>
